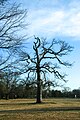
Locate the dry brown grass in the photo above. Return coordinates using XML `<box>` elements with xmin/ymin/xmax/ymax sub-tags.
<box><xmin>0</xmin><ymin>98</ymin><xmax>80</xmax><ymax>120</ymax></box>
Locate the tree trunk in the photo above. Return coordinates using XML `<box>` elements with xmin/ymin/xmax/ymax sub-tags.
<box><xmin>35</xmin><ymin>42</ymin><xmax>42</xmax><ymax>103</ymax></box>
<box><xmin>36</xmin><ymin>65</ymin><xmax>42</xmax><ymax>103</ymax></box>
<box><xmin>5</xmin><ymin>93</ymin><xmax>9</xmax><ymax>100</ymax></box>
<box><xmin>36</xmin><ymin>80</ymin><xmax>42</xmax><ymax>103</ymax></box>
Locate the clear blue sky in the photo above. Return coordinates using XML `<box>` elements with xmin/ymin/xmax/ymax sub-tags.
<box><xmin>11</xmin><ymin>0</ymin><xmax>80</xmax><ymax>90</ymax></box>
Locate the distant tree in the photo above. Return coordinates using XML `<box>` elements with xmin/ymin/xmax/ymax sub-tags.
<box><xmin>19</xmin><ymin>78</ymin><xmax>37</xmax><ymax>98</ymax></box>
<box><xmin>0</xmin><ymin>69</ymin><xmax>19</xmax><ymax>99</ymax></box>
<box><xmin>0</xmin><ymin>80</ymin><xmax>6</xmax><ymax>99</ymax></box>
<box><xmin>18</xmin><ymin>37</ymin><xmax>73</xmax><ymax>103</ymax></box>
<box><xmin>72</xmin><ymin>89</ymin><xmax>80</xmax><ymax>98</ymax></box>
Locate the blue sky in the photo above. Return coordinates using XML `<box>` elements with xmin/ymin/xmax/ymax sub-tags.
<box><xmin>12</xmin><ymin>0</ymin><xmax>80</xmax><ymax>90</ymax></box>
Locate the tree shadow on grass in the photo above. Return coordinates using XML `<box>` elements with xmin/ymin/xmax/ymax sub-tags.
<box><xmin>0</xmin><ymin>107</ymin><xmax>80</xmax><ymax>114</ymax></box>
<box><xmin>0</xmin><ymin>101</ymin><xmax>56</xmax><ymax>106</ymax></box>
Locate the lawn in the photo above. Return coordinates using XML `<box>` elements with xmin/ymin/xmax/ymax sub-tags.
<box><xmin>0</xmin><ymin>98</ymin><xmax>80</xmax><ymax>120</ymax></box>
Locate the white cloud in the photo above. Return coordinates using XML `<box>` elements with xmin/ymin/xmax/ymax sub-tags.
<box><xmin>27</xmin><ymin>1</ymin><xmax>80</xmax><ymax>40</ymax></box>
<box><xmin>61</xmin><ymin>11</ymin><xmax>80</xmax><ymax>37</ymax></box>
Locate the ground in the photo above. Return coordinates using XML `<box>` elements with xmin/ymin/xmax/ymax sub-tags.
<box><xmin>0</xmin><ymin>98</ymin><xmax>80</xmax><ymax>120</ymax></box>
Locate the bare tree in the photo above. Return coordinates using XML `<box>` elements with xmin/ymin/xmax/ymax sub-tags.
<box><xmin>18</xmin><ymin>37</ymin><xmax>73</xmax><ymax>103</ymax></box>
<box><xmin>0</xmin><ymin>1</ymin><xmax>27</xmax><ymax>71</ymax></box>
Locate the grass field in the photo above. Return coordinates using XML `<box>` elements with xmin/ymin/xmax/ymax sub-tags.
<box><xmin>0</xmin><ymin>98</ymin><xmax>80</xmax><ymax>120</ymax></box>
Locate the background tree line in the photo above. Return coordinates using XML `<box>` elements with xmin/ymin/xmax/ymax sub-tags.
<box><xmin>0</xmin><ymin>77</ymin><xmax>80</xmax><ymax>99</ymax></box>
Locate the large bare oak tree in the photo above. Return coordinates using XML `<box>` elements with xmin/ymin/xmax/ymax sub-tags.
<box><xmin>18</xmin><ymin>37</ymin><xmax>73</xmax><ymax>103</ymax></box>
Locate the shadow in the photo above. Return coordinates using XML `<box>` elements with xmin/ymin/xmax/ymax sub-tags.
<box><xmin>0</xmin><ymin>107</ymin><xmax>80</xmax><ymax>113</ymax></box>
<box><xmin>0</xmin><ymin>101</ymin><xmax>56</xmax><ymax>106</ymax></box>
<box><xmin>0</xmin><ymin>103</ymin><xmax>29</xmax><ymax>106</ymax></box>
